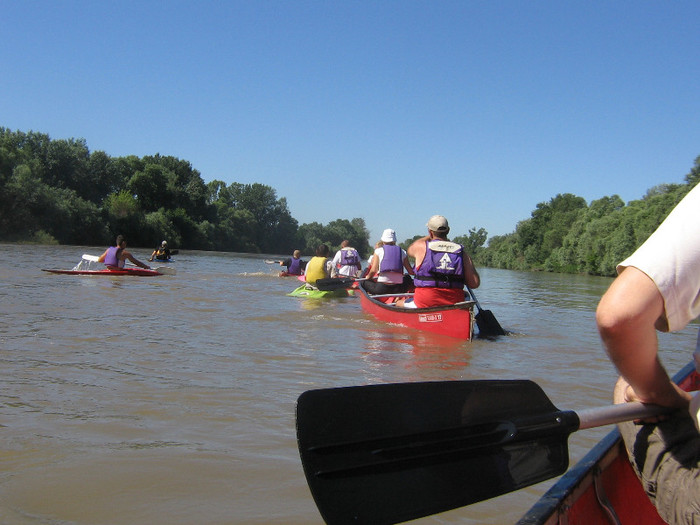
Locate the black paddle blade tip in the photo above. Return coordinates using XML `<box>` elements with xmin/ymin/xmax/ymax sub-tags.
<box><xmin>476</xmin><ymin>310</ymin><xmax>507</xmax><ymax>338</ymax></box>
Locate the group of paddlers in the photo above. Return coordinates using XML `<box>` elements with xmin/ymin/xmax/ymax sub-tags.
<box><xmin>279</xmin><ymin>214</ymin><xmax>480</xmax><ymax>308</ymax></box>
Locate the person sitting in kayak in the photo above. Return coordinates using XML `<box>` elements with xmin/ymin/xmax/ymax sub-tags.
<box><xmin>406</xmin><ymin>215</ymin><xmax>480</xmax><ymax>308</ymax></box>
<box><xmin>99</xmin><ymin>235</ymin><xmax>151</xmax><ymax>270</ymax></box>
<box><xmin>364</xmin><ymin>229</ymin><xmax>414</xmax><ymax>295</ymax></box>
<box><xmin>304</xmin><ymin>244</ymin><xmax>333</xmax><ymax>286</ymax></box>
<box><xmin>149</xmin><ymin>240</ymin><xmax>171</xmax><ymax>262</ymax></box>
<box><xmin>331</xmin><ymin>240</ymin><xmax>362</xmax><ymax>278</ymax></box>
<box><xmin>279</xmin><ymin>250</ymin><xmax>307</xmax><ymax>276</ymax></box>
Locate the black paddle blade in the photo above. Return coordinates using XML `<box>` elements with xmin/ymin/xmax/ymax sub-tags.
<box><xmin>475</xmin><ymin>309</ymin><xmax>506</xmax><ymax>337</ymax></box>
<box><xmin>315</xmin><ymin>277</ymin><xmax>356</xmax><ymax>291</ymax></box>
<box><xmin>296</xmin><ymin>380</ymin><xmax>578</xmax><ymax>525</ymax></box>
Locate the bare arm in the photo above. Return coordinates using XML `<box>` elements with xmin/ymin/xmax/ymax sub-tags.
<box><xmin>596</xmin><ymin>266</ymin><xmax>690</xmax><ymax>409</ymax></box>
<box><xmin>463</xmin><ymin>253</ymin><xmax>480</xmax><ymax>289</ymax></box>
<box><xmin>365</xmin><ymin>254</ymin><xmax>378</xmax><ymax>280</ymax></box>
<box><xmin>97</xmin><ymin>249</ymin><xmax>108</xmax><ymax>263</ymax></box>
<box><xmin>402</xmin><ymin>256</ymin><xmax>414</xmax><ymax>276</ymax></box>
<box><xmin>407</xmin><ymin>236</ymin><xmax>429</xmax><ymax>268</ymax></box>
<box><xmin>123</xmin><ymin>250</ymin><xmax>150</xmax><ymax>269</ymax></box>
<box><xmin>329</xmin><ymin>253</ymin><xmax>341</xmax><ymax>278</ymax></box>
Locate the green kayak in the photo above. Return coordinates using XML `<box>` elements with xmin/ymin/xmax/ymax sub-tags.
<box><xmin>287</xmin><ymin>284</ymin><xmax>351</xmax><ymax>299</ymax></box>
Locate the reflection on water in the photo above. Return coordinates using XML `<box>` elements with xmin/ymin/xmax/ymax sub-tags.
<box><xmin>0</xmin><ymin>244</ymin><xmax>696</xmax><ymax>525</ymax></box>
<box><xmin>360</xmin><ymin>325</ymin><xmax>472</xmax><ymax>383</ymax></box>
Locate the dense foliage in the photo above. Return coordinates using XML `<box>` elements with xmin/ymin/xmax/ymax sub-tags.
<box><xmin>1</xmin><ymin>127</ymin><xmax>696</xmax><ymax>276</ymax></box>
<box><xmin>470</xmin><ymin>157</ymin><xmax>699</xmax><ymax>276</ymax></box>
<box><xmin>0</xmin><ymin>128</ymin><xmax>370</xmax><ymax>257</ymax></box>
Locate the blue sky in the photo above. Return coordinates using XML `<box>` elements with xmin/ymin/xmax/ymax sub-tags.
<box><xmin>2</xmin><ymin>1</ymin><xmax>699</xmax><ymax>245</ymax></box>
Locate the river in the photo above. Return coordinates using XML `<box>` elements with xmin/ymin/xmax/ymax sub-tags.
<box><xmin>0</xmin><ymin>243</ymin><xmax>695</xmax><ymax>524</ymax></box>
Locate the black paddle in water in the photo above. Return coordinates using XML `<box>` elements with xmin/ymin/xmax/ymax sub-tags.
<box><xmin>315</xmin><ymin>277</ymin><xmax>366</xmax><ymax>291</ymax></box>
<box><xmin>296</xmin><ymin>379</ymin><xmax>669</xmax><ymax>525</ymax></box>
<box><xmin>467</xmin><ymin>286</ymin><xmax>506</xmax><ymax>337</ymax></box>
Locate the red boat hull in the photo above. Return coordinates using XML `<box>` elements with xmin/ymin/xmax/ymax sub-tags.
<box><xmin>42</xmin><ymin>268</ymin><xmax>162</xmax><ymax>277</ymax></box>
<box><xmin>357</xmin><ymin>283</ymin><xmax>474</xmax><ymax>340</ymax></box>
<box><xmin>518</xmin><ymin>361</ymin><xmax>700</xmax><ymax>525</ymax></box>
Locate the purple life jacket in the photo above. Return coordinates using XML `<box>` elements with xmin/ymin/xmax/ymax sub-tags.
<box><xmin>378</xmin><ymin>244</ymin><xmax>402</xmax><ymax>273</ymax></box>
<box><xmin>414</xmin><ymin>240</ymin><xmax>465</xmax><ymax>289</ymax></box>
<box><xmin>340</xmin><ymin>248</ymin><xmax>360</xmax><ymax>266</ymax></box>
<box><xmin>104</xmin><ymin>246</ymin><xmax>121</xmax><ymax>267</ymax></box>
<box><xmin>287</xmin><ymin>257</ymin><xmax>303</xmax><ymax>275</ymax></box>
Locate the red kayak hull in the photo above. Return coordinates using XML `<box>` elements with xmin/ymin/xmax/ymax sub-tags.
<box><xmin>42</xmin><ymin>268</ymin><xmax>162</xmax><ymax>277</ymax></box>
<box><xmin>517</xmin><ymin>361</ymin><xmax>700</xmax><ymax>525</ymax></box>
<box><xmin>357</xmin><ymin>283</ymin><xmax>474</xmax><ymax>340</ymax></box>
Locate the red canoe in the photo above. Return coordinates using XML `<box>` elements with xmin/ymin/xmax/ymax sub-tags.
<box><xmin>42</xmin><ymin>268</ymin><xmax>163</xmax><ymax>277</ymax></box>
<box><xmin>357</xmin><ymin>282</ymin><xmax>475</xmax><ymax>340</ymax></box>
<box><xmin>517</xmin><ymin>361</ymin><xmax>700</xmax><ymax>525</ymax></box>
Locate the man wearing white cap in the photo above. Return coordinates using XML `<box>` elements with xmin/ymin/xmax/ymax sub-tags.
<box><xmin>364</xmin><ymin>228</ymin><xmax>415</xmax><ymax>295</ymax></box>
<box><xmin>407</xmin><ymin>215</ymin><xmax>480</xmax><ymax>307</ymax></box>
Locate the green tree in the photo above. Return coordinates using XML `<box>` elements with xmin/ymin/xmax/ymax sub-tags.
<box><xmin>453</xmin><ymin>227</ymin><xmax>488</xmax><ymax>258</ymax></box>
<box><xmin>127</xmin><ymin>164</ymin><xmax>174</xmax><ymax>213</ymax></box>
<box><xmin>86</xmin><ymin>150</ymin><xmax>119</xmax><ymax>203</ymax></box>
<box><xmin>296</xmin><ymin>218</ymin><xmax>370</xmax><ymax>258</ymax></box>
<box><xmin>43</xmin><ymin>138</ymin><xmax>91</xmax><ymax>199</ymax></box>
<box><xmin>227</xmin><ymin>183</ymin><xmax>299</xmax><ymax>253</ymax></box>
<box><xmin>143</xmin><ymin>154</ymin><xmax>209</xmax><ymax>220</ymax></box>
<box><xmin>684</xmin><ymin>155</ymin><xmax>700</xmax><ymax>186</ymax></box>
<box><xmin>324</xmin><ymin>218</ymin><xmax>369</xmax><ymax>256</ymax></box>
<box><xmin>144</xmin><ymin>209</ymin><xmax>180</xmax><ymax>248</ymax></box>
<box><xmin>1</xmin><ymin>163</ymin><xmax>45</xmax><ymax>239</ymax></box>
<box><xmin>298</xmin><ymin>222</ymin><xmax>326</xmax><ymax>255</ymax></box>
<box><xmin>110</xmin><ymin>155</ymin><xmax>144</xmax><ymax>192</ymax></box>
<box><xmin>104</xmin><ymin>190</ymin><xmax>144</xmax><ymax>241</ymax></box>
<box><xmin>2</xmin><ymin>162</ymin><xmax>105</xmax><ymax>244</ymax></box>
<box><xmin>206</xmin><ymin>180</ymin><xmax>231</xmax><ymax>206</ymax></box>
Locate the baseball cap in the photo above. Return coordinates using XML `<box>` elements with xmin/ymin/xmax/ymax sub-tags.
<box><xmin>426</xmin><ymin>215</ymin><xmax>449</xmax><ymax>232</ymax></box>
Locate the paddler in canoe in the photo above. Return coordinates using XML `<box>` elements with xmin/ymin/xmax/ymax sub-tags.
<box><xmin>404</xmin><ymin>214</ymin><xmax>480</xmax><ymax>308</ymax></box>
<box><xmin>363</xmin><ymin>228</ymin><xmax>414</xmax><ymax>297</ymax></box>
<box><xmin>596</xmin><ymin>183</ymin><xmax>700</xmax><ymax>522</ymax></box>
<box><xmin>279</xmin><ymin>250</ymin><xmax>307</xmax><ymax>277</ymax></box>
<box><xmin>98</xmin><ymin>234</ymin><xmax>151</xmax><ymax>270</ymax></box>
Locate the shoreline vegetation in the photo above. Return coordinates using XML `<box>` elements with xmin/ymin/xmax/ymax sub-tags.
<box><xmin>1</xmin><ymin>127</ymin><xmax>697</xmax><ymax>277</ymax></box>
